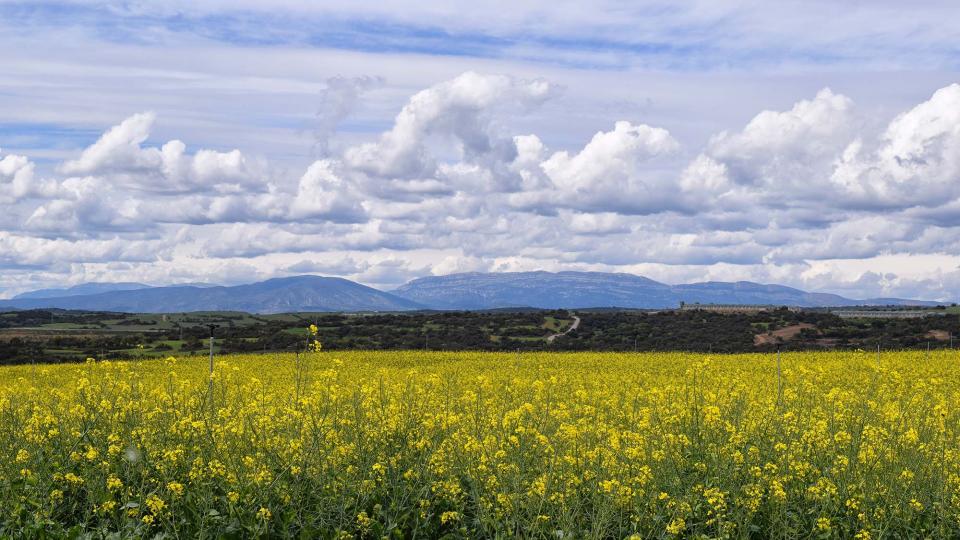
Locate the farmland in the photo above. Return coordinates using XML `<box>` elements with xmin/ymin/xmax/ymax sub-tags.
<box><xmin>2</xmin><ymin>350</ymin><xmax>960</xmax><ymax>537</ymax></box>
<box><xmin>1</xmin><ymin>307</ymin><xmax>958</xmax><ymax>364</ymax></box>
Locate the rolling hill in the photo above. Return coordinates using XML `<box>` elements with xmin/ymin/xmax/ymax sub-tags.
<box><xmin>390</xmin><ymin>271</ymin><xmax>678</xmax><ymax>309</ymax></box>
<box><xmin>13</xmin><ymin>282</ymin><xmax>153</xmax><ymax>299</ymax></box>
<box><xmin>0</xmin><ymin>276</ymin><xmax>424</xmax><ymax>314</ymax></box>
<box><xmin>0</xmin><ymin>272</ymin><xmax>943</xmax><ymax>313</ymax></box>
<box><xmin>391</xmin><ymin>272</ymin><xmax>942</xmax><ymax>310</ymax></box>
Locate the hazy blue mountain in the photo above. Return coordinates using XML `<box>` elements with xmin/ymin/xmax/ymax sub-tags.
<box><xmin>669</xmin><ymin>281</ymin><xmax>852</xmax><ymax>307</ymax></box>
<box><xmin>0</xmin><ymin>272</ymin><xmax>942</xmax><ymax>313</ymax></box>
<box><xmin>393</xmin><ymin>271</ymin><xmax>677</xmax><ymax>309</ymax></box>
<box><xmin>0</xmin><ymin>276</ymin><xmax>423</xmax><ymax>314</ymax></box>
<box><xmin>13</xmin><ymin>282</ymin><xmax>152</xmax><ymax>299</ymax></box>
<box><xmin>392</xmin><ymin>272</ymin><xmax>942</xmax><ymax>309</ymax></box>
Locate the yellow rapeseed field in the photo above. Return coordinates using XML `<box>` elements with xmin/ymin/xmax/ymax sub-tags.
<box><xmin>1</xmin><ymin>350</ymin><xmax>958</xmax><ymax>537</ymax></box>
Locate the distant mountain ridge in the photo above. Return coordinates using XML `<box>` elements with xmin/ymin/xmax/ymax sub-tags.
<box><xmin>390</xmin><ymin>272</ymin><xmax>943</xmax><ymax>310</ymax></box>
<box><xmin>1</xmin><ymin>276</ymin><xmax>423</xmax><ymax>314</ymax></box>
<box><xmin>13</xmin><ymin>282</ymin><xmax>152</xmax><ymax>299</ymax></box>
<box><xmin>391</xmin><ymin>271</ymin><xmax>677</xmax><ymax>310</ymax></box>
<box><xmin>0</xmin><ymin>271</ymin><xmax>944</xmax><ymax>314</ymax></box>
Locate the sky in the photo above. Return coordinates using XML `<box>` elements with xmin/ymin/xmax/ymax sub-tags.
<box><xmin>1</xmin><ymin>0</ymin><xmax>959</xmax><ymax>301</ymax></box>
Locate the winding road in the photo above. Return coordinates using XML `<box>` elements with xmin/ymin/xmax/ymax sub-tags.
<box><xmin>547</xmin><ymin>315</ymin><xmax>580</xmax><ymax>343</ymax></box>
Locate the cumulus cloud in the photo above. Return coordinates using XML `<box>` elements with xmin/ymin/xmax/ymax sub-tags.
<box><xmin>59</xmin><ymin>112</ymin><xmax>266</xmax><ymax>194</ymax></box>
<box><xmin>59</xmin><ymin>113</ymin><xmax>158</xmax><ymax>177</ymax></box>
<box><xmin>562</xmin><ymin>211</ymin><xmax>631</xmax><ymax>235</ymax></box>
<box><xmin>692</xmin><ymin>84</ymin><xmax>960</xmax><ymax>222</ymax></box>
<box><xmin>3</xmin><ymin>73</ymin><xmax>960</xmax><ymax>302</ymax></box>
<box><xmin>0</xmin><ymin>149</ymin><xmax>57</xmax><ymax>203</ymax></box>
<box><xmin>283</xmin><ymin>256</ymin><xmax>370</xmax><ymax>275</ymax></box>
<box><xmin>831</xmin><ymin>83</ymin><xmax>960</xmax><ymax>209</ymax></box>
<box><xmin>314</xmin><ymin>76</ymin><xmax>383</xmax><ymax>156</ymax></box>
<box><xmin>345</xmin><ymin>71</ymin><xmax>555</xmax><ymax>190</ymax></box>
<box><xmin>699</xmin><ymin>88</ymin><xmax>857</xmax><ymax>207</ymax></box>
<box><xmin>24</xmin><ymin>112</ymin><xmax>373</xmax><ymax>232</ymax></box>
<box><xmin>539</xmin><ymin>121</ymin><xmax>680</xmax><ymax>212</ymax></box>
<box><xmin>288</xmin><ymin>160</ymin><xmax>367</xmax><ymax>222</ymax></box>
<box><xmin>0</xmin><ymin>232</ymin><xmax>165</xmax><ymax>268</ymax></box>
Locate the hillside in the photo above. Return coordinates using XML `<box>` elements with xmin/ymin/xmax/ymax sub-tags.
<box><xmin>391</xmin><ymin>271</ymin><xmax>677</xmax><ymax>309</ymax></box>
<box><xmin>391</xmin><ymin>271</ymin><xmax>937</xmax><ymax>309</ymax></box>
<box><xmin>13</xmin><ymin>282</ymin><xmax>152</xmax><ymax>299</ymax></box>
<box><xmin>2</xmin><ymin>272</ymin><xmax>944</xmax><ymax>313</ymax></box>
<box><xmin>0</xmin><ymin>276</ymin><xmax>422</xmax><ymax>314</ymax></box>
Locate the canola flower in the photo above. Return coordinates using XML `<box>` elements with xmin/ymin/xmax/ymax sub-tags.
<box><xmin>1</xmin><ymin>350</ymin><xmax>959</xmax><ymax>537</ymax></box>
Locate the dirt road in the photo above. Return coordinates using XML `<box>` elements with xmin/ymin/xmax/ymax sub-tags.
<box><xmin>547</xmin><ymin>315</ymin><xmax>580</xmax><ymax>343</ymax></box>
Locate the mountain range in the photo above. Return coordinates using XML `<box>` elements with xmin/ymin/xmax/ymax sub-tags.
<box><xmin>13</xmin><ymin>282</ymin><xmax>153</xmax><ymax>299</ymax></box>
<box><xmin>1</xmin><ymin>277</ymin><xmax>421</xmax><ymax>313</ymax></box>
<box><xmin>0</xmin><ymin>272</ymin><xmax>944</xmax><ymax>314</ymax></box>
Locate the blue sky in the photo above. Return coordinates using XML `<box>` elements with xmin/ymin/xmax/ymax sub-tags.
<box><xmin>1</xmin><ymin>0</ymin><xmax>959</xmax><ymax>300</ymax></box>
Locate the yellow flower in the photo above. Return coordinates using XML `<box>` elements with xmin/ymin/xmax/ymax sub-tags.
<box><xmin>666</xmin><ymin>517</ymin><xmax>685</xmax><ymax>535</ymax></box>
<box><xmin>64</xmin><ymin>472</ymin><xmax>84</xmax><ymax>486</ymax></box>
<box><xmin>1</xmin><ymin>347</ymin><xmax>959</xmax><ymax>537</ymax></box>
<box><xmin>145</xmin><ymin>494</ymin><xmax>166</xmax><ymax>515</ymax></box>
<box><xmin>107</xmin><ymin>475</ymin><xmax>123</xmax><ymax>491</ymax></box>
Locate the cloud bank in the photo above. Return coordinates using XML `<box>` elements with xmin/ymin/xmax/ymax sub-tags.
<box><xmin>2</xmin><ymin>70</ymin><xmax>960</xmax><ymax>301</ymax></box>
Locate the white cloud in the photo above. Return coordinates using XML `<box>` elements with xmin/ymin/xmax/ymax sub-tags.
<box><xmin>832</xmin><ymin>83</ymin><xmax>960</xmax><ymax>209</ymax></box>
<box><xmin>59</xmin><ymin>112</ymin><xmax>266</xmax><ymax>194</ymax></box>
<box><xmin>283</xmin><ymin>256</ymin><xmax>370</xmax><ymax>275</ymax></box>
<box><xmin>288</xmin><ymin>159</ymin><xmax>366</xmax><ymax>222</ymax></box>
<box><xmin>345</xmin><ymin>71</ymin><xmax>555</xmax><ymax>186</ymax></box>
<box><xmin>705</xmin><ymin>88</ymin><xmax>856</xmax><ymax>201</ymax></box>
<box><xmin>509</xmin><ymin>121</ymin><xmax>683</xmax><ymax>214</ymax></box>
<box><xmin>563</xmin><ymin>211</ymin><xmax>631</xmax><ymax>235</ymax></box>
<box><xmin>542</xmin><ymin>120</ymin><xmax>678</xmax><ymax>191</ymax></box>
<box><xmin>314</xmin><ymin>75</ymin><xmax>383</xmax><ymax>156</ymax></box>
<box><xmin>59</xmin><ymin>112</ymin><xmax>159</xmax><ymax>176</ymax></box>
<box><xmin>0</xmin><ymin>149</ymin><xmax>58</xmax><ymax>202</ymax></box>
<box><xmin>3</xmin><ymin>71</ymin><xmax>960</xmax><ymax>302</ymax></box>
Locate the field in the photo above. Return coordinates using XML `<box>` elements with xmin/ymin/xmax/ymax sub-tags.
<box><xmin>2</xmin><ymin>308</ymin><xmax>958</xmax><ymax>364</ymax></box>
<box><xmin>2</xmin><ymin>350</ymin><xmax>959</xmax><ymax>537</ymax></box>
